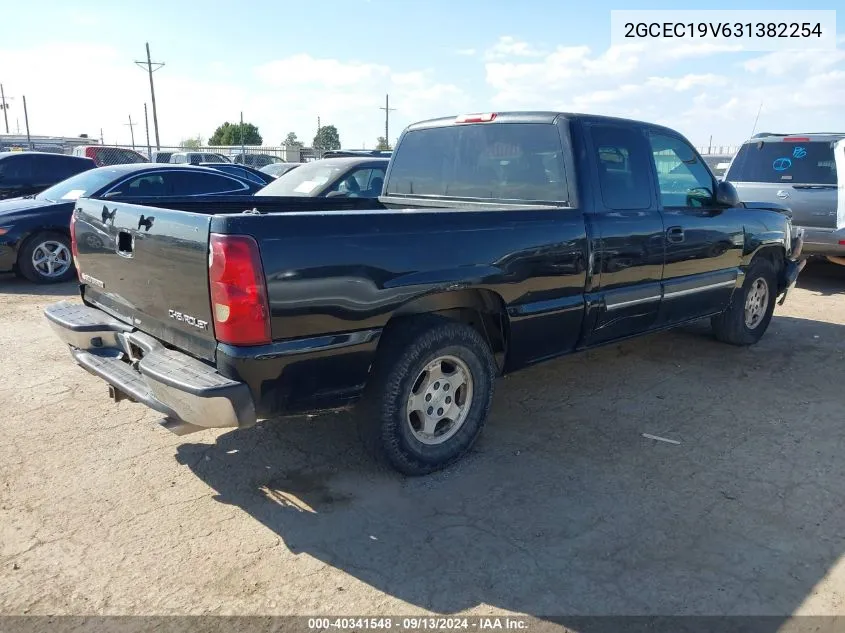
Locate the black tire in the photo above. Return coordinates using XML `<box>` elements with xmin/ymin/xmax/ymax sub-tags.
<box><xmin>711</xmin><ymin>257</ymin><xmax>777</xmax><ymax>346</ymax></box>
<box><xmin>17</xmin><ymin>231</ymin><xmax>75</xmax><ymax>284</ymax></box>
<box><xmin>358</xmin><ymin>316</ymin><xmax>497</xmax><ymax>476</ymax></box>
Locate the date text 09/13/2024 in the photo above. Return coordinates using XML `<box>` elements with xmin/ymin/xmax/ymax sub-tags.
<box><xmin>307</xmin><ymin>617</ymin><xmax>529</xmax><ymax>630</ymax></box>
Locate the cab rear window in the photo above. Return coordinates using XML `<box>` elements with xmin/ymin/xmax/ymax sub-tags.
<box><xmin>726</xmin><ymin>141</ymin><xmax>837</xmax><ymax>184</ymax></box>
<box><xmin>386</xmin><ymin>123</ymin><xmax>568</xmax><ymax>203</ymax></box>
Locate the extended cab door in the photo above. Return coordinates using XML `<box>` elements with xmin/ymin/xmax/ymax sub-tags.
<box><xmin>647</xmin><ymin>132</ymin><xmax>743</xmax><ymax>325</ymax></box>
<box><xmin>580</xmin><ymin>121</ymin><xmax>665</xmax><ymax>346</ymax></box>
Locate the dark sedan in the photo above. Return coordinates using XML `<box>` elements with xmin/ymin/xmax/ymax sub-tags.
<box><xmin>0</xmin><ymin>152</ymin><xmax>96</xmax><ymax>200</ymax></box>
<box><xmin>255</xmin><ymin>156</ymin><xmax>388</xmax><ymax>198</ymax></box>
<box><xmin>0</xmin><ymin>163</ymin><xmax>262</xmax><ymax>284</ymax></box>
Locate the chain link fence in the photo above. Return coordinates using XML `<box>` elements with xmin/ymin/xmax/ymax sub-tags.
<box><xmin>2</xmin><ymin>134</ymin><xmax>741</xmax><ymax>172</ymax></box>
<box><xmin>0</xmin><ymin>135</ymin><xmax>334</xmax><ymax>167</ymax></box>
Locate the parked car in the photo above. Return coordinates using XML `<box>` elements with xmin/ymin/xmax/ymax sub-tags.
<box><xmin>1</xmin><ymin>164</ymin><xmax>261</xmax><ymax>284</ymax></box>
<box><xmin>320</xmin><ymin>149</ymin><xmax>393</xmax><ymax>159</ymax></box>
<box><xmin>230</xmin><ymin>153</ymin><xmax>283</xmax><ymax>168</ymax></box>
<box><xmin>702</xmin><ymin>154</ymin><xmax>734</xmax><ymax>180</ymax></box>
<box><xmin>199</xmin><ymin>162</ymin><xmax>273</xmax><ymax>186</ymax></box>
<box><xmin>259</xmin><ymin>162</ymin><xmax>301</xmax><ymax>179</ymax></box>
<box><xmin>0</xmin><ymin>152</ymin><xmax>95</xmax><ymax>200</ymax></box>
<box><xmin>170</xmin><ymin>151</ymin><xmax>230</xmax><ymax>165</ymax></box>
<box><xmin>256</xmin><ymin>156</ymin><xmax>388</xmax><ymax>197</ymax></box>
<box><xmin>71</xmin><ymin>145</ymin><xmax>149</xmax><ymax>167</ymax></box>
<box><xmin>44</xmin><ymin>111</ymin><xmax>805</xmax><ymax>475</ymax></box>
<box><xmin>726</xmin><ymin>133</ymin><xmax>844</xmax><ymax>265</ymax></box>
<box><xmin>150</xmin><ymin>150</ymin><xmax>175</xmax><ymax>163</ymax></box>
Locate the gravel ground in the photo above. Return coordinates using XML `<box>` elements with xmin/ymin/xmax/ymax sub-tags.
<box><xmin>1</xmin><ymin>263</ymin><xmax>844</xmax><ymax>622</ymax></box>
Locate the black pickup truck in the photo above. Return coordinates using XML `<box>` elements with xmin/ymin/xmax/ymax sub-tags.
<box><xmin>45</xmin><ymin>111</ymin><xmax>805</xmax><ymax>475</ymax></box>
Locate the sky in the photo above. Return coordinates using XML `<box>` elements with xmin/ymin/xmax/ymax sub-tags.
<box><xmin>0</xmin><ymin>0</ymin><xmax>842</xmax><ymax>150</ymax></box>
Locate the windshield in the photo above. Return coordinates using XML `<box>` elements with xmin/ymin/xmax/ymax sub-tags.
<box><xmin>726</xmin><ymin>141</ymin><xmax>837</xmax><ymax>184</ymax></box>
<box><xmin>262</xmin><ymin>163</ymin><xmax>298</xmax><ymax>177</ymax></box>
<box><xmin>255</xmin><ymin>162</ymin><xmax>344</xmax><ymax>196</ymax></box>
<box><xmin>36</xmin><ymin>167</ymin><xmax>124</xmax><ymax>201</ymax></box>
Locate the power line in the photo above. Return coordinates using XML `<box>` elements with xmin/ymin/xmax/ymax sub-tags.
<box><xmin>134</xmin><ymin>43</ymin><xmax>164</xmax><ymax>149</ymax></box>
<box><xmin>379</xmin><ymin>94</ymin><xmax>396</xmax><ymax>147</ymax></box>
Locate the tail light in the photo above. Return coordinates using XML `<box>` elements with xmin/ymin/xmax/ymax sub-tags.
<box><xmin>455</xmin><ymin>113</ymin><xmax>497</xmax><ymax>124</ymax></box>
<box><xmin>208</xmin><ymin>233</ymin><xmax>271</xmax><ymax>346</ymax></box>
<box><xmin>69</xmin><ymin>211</ymin><xmax>81</xmax><ymax>280</ymax></box>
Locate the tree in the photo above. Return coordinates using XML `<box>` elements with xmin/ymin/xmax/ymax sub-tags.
<box><xmin>375</xmin><ymin>136</ymin><xmax>391</xmax><ymax>150</ymax></box>
<box><xmin>208</xmin><ymin>121</ymin><xmax>262</xmax><ymax>146</ymax></box>
<box><xmin>283</xmin><ymin>132</ymin><xmax>303</xmax><ymax>148</ymax></box>
<box><xmin>180</xmin><ymin>135</ymin><xmax>203</xmax><ymax>149</ymax></box>
<box><xmin>313</xmin><ymin>125</ymin><xmax>341</xmax><ymax>151</ymax></box>
<box><xmin>79</xmin><ymin>133</ymin><xmax>89</xmax><ymax>138</ymax></box>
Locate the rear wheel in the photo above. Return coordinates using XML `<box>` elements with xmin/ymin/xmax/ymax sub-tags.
<box><xmin>359</xmin><ymin>317</ymin><xmax>496</xmax><ymax>475</ymax></box>
<box><xmin>17</xmin><ymin>232</ymin><xmax>75</xmax><ymax>284</ymax></box>
<box><xmin>711</xmin><ymin>257</ymin><xmax>777</xmax><ymax>346</ymax></box>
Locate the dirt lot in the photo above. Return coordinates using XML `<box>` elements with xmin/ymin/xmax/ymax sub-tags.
<box><xmin>1</xmin><ymin>263</ymin><xmax>844</xmax><ymax>621</ymax></box>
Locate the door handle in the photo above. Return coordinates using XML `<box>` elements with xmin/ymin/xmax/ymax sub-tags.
<box><xmin>666</xmin><ymin>226</ymin><xmax>685</xmax><ymax>243</ymax></box>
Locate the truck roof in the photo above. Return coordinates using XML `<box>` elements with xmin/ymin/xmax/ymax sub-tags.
<box><xmin>404</xmin><ymin>111</ymin><xmax>686</xmax><ymax>137</ymax></box>
<box><xmin>748</xmin><ymin>132</ymin><xmax>845</xmax><ymax>142</ymax></box>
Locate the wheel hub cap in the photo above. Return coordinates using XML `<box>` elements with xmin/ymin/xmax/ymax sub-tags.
<box><xmin>744</xmin><ymin>277</ymin><xmax>769</xmax><ymax>329</ymax></box>
<box><xmin>31</xmin><ymin>241</ymin><xmax>71</xmax><ymax>278</ymax></box>
<box><xmin>405</xmin><ymin>355</ymin><xmax>474</xmax><ymax>446</ymax></box>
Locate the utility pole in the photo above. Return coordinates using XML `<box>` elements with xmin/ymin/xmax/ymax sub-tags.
<box><xmin>379</xmin><ymin>94</ymin><xmax>396</xmax><ymax>148</ymax></box>
<box><xmin>125</xmin><ymin>114</ymin><xmax>137</xmax><ymax>150</ymax></box>
<box><xmin>100</xmin><ymin>128</ymin><xmax>104</xmax><ymax>145</ymax></box>
<box><xmin>0</xmin><ymin>84</ymin><xmax>11</xmax><ymax>134</ymax></box>
<box><xmin>240</xmin><ymin>111</ymin><xmax>245</xmax><ymax>163</ymax></box>
<box><xmin>144</xmin><ymin>103</ymin><xmax>151</xmax><ymax>159</ymax></box>
<box><xmin>135</xmin><ymin>43</ymin><xmax>164</xmax><ymax>149</ymax></box>
<box><xmin>22</xmin><ymin>95</ymin><xmax>32</xmax><ymax>149</ymax></box>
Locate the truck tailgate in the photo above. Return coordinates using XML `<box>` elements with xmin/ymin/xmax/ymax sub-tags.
<box><xmin>73</xmin><ymin>198</ymin><xmax>216</xmax><ymax>361</ymax></box>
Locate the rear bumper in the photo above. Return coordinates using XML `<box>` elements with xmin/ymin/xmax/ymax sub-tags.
<box><xmin>798</xmin><ymin>225</ymin><xmax>845</xmax><ymax>256</ymax></box>
<box><xmin>44</xmin><ymin>301</ymin><xmax>256</xmax><ymax>430</ymax></box>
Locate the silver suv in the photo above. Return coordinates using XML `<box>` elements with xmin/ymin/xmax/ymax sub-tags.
<box><xmin>726</xmin><ymin>133</ymin><xmax>844</xmax><ymax>265</ymax></box>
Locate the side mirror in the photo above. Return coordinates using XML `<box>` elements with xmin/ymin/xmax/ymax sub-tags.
<box><xmin>715</xmin><ymin>180</ymin><xmax>740</xmax><ymax>207</ymax></box>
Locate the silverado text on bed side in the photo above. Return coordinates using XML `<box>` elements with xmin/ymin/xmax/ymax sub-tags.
<box><xmin>44</xmin><ymin>112</ymin><xmax>805</xmax><ymax>475</ymax></box>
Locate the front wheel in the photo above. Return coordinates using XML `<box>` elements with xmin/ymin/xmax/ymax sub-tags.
<box><xmin>711</xmin><ymin>257</ymin><xmax>777</xmax><ymax>346</ymax></box>
<box><xmin>17</xmin><ymin>232</ymin><xmax>75</xmax><ymax>284</ymax></box>
<box><xmin>359</xmin><ymin>317</ymin><xmax>497</xmax><ymax>476</ymax></box>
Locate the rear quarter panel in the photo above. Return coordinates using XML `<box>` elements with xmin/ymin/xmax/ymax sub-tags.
<box><xmin>212</xmin><ymin>206</ymin><xmax>591</xmax><ymax>370</ymax></box>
